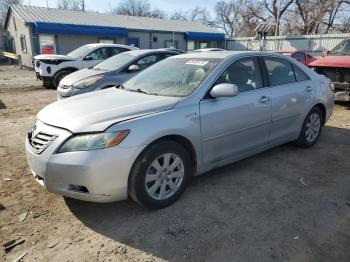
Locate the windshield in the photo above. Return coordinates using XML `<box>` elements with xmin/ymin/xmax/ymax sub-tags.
<box><xmin>67</xmin><ymin>45</ymin><xmax>95</xmax><ymax>59</ymax></box>
<box><xmin>93</xmin><ymin>52</ymin><xmax>136</xmax><ymax>71</ymax></box>
<box><xmin>329</xmin><ymin>40</ymin><xmax>350</xmax><ymax>56</ymax></box>
<box><xmin>123</xmin><ymin>58</ymin><xmax>221</xmax><ymax>97</ymax></box>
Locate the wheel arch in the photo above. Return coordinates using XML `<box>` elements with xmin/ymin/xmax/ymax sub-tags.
<box><xmin>133</xmin><ymin>134</ymin><xmax>197</xmax><ymax>176</ymax></box>
<box><xmin>313</xmin><ymin>103</ymin><xmax>327</xmax><ymax>125</ymax></box>
<box><xmin>55</xmin><ymin>67</ymin><xmax>79</xmax><ymax>74</ymax></box>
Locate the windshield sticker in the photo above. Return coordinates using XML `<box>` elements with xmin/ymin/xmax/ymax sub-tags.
<box><xmin>186</xmin><ymin>60</ymin><xmax>208</xmax><ymax>66</ymax></box>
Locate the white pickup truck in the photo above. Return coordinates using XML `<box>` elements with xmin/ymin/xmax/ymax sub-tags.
<box><xmin>34</xmin><ymin>43</ymin><xmax>138</xmax><ymax>88</ymax></box>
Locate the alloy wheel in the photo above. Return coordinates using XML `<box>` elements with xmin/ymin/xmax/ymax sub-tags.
<box><xmin>145</xmin><ymin>153</ymin><xmax>184</xmax><ymax>200</ymax></box>
<box><xmin>305</xmin><ymin>112</ymin><xmax>321</xmax><ymax>143</ymax></box>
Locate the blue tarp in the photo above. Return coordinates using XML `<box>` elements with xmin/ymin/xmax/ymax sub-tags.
<box><xmin>184</xmin><ymin>31</ymin><xmax>225</xmax><ymax>41</ymax></box>
<box><xmin>34</xmin><ymin>22</ymin><xmax>128</xmax><ymax>37</ymax></box>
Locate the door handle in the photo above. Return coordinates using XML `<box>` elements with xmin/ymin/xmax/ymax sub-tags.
<box><xmin>258</xmin><ymin>96</ymin><xmax>270</xmax><ymax>103</ymax></box>
<box><xmin>305</xmin><ymin>86</ymin><xmax>313</xmax><ymax>92</ymax></box>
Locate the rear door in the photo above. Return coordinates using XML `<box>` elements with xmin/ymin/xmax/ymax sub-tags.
<box><xmin>200</xmin><ymin>56</ymin><xmax>271</xmax><ymax>165</ymax></box>
<box><xmin>262</xmin><ymin>56</ymin><xmax>315</xmax><ymax>144</ymax></box>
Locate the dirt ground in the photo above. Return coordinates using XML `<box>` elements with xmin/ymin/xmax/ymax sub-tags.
<box><xmin>0</xmin><ymin>64</ymin><xmax>350</xmax><ymax>262</ymax></box>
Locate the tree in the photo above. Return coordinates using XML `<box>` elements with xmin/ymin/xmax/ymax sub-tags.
<box><xmin>214</xmin><ymin>0</ymin><xmax>260</xmax><ymax>37</ymax></box>
<box><xmin>112</xmin><ymin>0</ymin><xmax>166</xmax><ymax>19</ymax></box>
<box><xmin>294</xmin><ymin>0</ymin><xmax>332</xmax><ymax>34</ymax></box>
<box><xmin>248</xmin><ymin>0</ymin><xmax>294</xmax><ymax>35</ymax></box>
<box><xmin>57</xmin><ymin>0</ymin><xmax>82</xmax><ymax>11</ymax></box>
<box><xmin>0</xmin><ymin>0</ymin><xmax>23</xmax><ymax>29</ymax></box>
<box><xmin>171</xmin><ymin>6</ymin><xmax>212</xmax><ymax>25</ymax></box>
<box><xmin>324</xmin><ymin>0</ymin><xmax>350</xmax><ymax>33</ymax></box>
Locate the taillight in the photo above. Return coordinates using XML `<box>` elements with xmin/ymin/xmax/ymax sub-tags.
<box><xmin>329</xmin><ymin>83</ymin><xmax>335</xmax><ymax>92</ymax></box>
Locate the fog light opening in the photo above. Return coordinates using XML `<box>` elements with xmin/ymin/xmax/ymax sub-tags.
<box><xmin>68</xmin><ymin>185</ymin><xmax>89</xmax><ymax>194</ymax></box>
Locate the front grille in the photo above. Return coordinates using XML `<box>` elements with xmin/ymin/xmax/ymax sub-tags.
<box><xmin>28</xmin><ymin>131</ymin><xmax>57</xmax><ymax>154</ymax></box>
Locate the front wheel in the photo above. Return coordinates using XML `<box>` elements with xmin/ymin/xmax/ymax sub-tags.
<box><xmin>52</xmin><ymin>70</ymin><xmax>72</xmax><ymax>89</ymax></box>
<box><xmin>295</xmin><ymin>107</ymin><xmax>323</xmax><ymax>148</ymax></box>
<box><xmin>128</xmin><ymin>140</ymin><xmax>191</xmax><ymax>209</ymax></box>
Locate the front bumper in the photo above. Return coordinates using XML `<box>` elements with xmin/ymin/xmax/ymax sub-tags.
<box><xmin>25</xmin><ymin>121</ymin><xmax>145</xmax><ymax>202</ymax></box>
<box><xmin>333</xmin><ymin>82</ymin><xmax>350</xmax><ymax>101</ymax></box>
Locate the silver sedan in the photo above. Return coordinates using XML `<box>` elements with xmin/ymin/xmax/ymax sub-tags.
<box><xmin>25</xmin><ymin>51</ymin><xmax>334</xmax><ymax>209</ymax></box>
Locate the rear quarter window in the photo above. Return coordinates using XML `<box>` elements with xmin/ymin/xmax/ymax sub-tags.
<box><xmin>294</xmin><ymin>65</ymin><xmax>310</xmax><ymax>82</ymax></box>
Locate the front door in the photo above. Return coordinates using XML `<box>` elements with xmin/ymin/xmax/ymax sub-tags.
<box><xmin>200</xmin><ymin>57</ymin><xmax>271</xmax><ymax>166</ymax></box>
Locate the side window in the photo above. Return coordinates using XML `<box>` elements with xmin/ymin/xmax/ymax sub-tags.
<box><xmin>264</xmin><ymin>57</ymin><xmax>296</xmax><ymax>86</ymax></box>
<box><xmin>110</xmin><ymin>47</ymin><xmax>128</xmax><ymax>57</ymax></box>
<box><xmin>136</xmin><ymin>55</ymin><xmax>160</xmax><ymax>70</ymax></box>
<box><xmin>215</xmin><ymin>57</ymin><xmax>263</xmax><ymax>92</ymax></box>
<box><xmin>294</xmin><ymin>65</ymin><xmax>309</xmax><ymax>82</ymax></box>
<box><xmin>84</xmin><ymin>47</ymin><xmax>110</xmax><ymax>61</ymax></box>
<box><xmin>292</xmin><ymin>52</ymin><xmax>306</xmax><ymax>61</ymax></box>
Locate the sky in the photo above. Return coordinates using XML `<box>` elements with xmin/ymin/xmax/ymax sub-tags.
<box><xmin>23</xmin><ymin>0</ymin><xmax>216</xmax><ymax>15</ymax></box>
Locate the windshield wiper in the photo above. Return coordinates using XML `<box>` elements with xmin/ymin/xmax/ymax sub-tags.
<box><xmin>125</xmin><ymin>88</ymin><xmax>159</xmax><ymax>96</ymax></box>
<box><xmin>115</xmin><ymin>84</ymin><xmax>125</xmax><ymax>89</ymax></box>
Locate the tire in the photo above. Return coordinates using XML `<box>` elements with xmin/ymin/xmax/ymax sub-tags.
<box><xmin>42</xmin><ymin>79</ymin><xmax>54</xmax><ymax>89</ymax></box>
<box><xmin>295</xmin><ymin>107</ymin><xmax>324</xmax><ymax>148</ymax></box>
<box><xmin>52</xmin><ymin>70</ymin><xmax>73</xmax><ymax>89</ymax></box>
<box><xmin>128</xmin><ymin>140</ymin><xmax>192</xmax><ymax>209</ymax></box>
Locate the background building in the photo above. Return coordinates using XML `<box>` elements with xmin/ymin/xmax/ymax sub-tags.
<box><xmin>3</xmin><ymin>5</ymin><xmax>225</xmax><ymax>67</ymax></box>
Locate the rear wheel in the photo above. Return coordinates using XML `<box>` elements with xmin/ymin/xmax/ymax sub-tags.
<box><xmin>128</xmin><ymin>140</ymin><xmax>191</xmax><ymax>209</ymax></box>
<box><xmin>295</xmin><ymin>107</ymin><xmax>323</xmax><ymax>147</ymax></box>
<box><xmin>52</xmin><ymin>70</ymin><xmax>73</xmax><ymax>89</ymax></box>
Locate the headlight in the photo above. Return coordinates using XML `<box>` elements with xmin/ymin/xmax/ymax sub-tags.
<box><xmin>73</xmin><ymin>76</ymin><xmax>104</xmax><ymax>89</ymax></box>
<box><xmin>57</xmin><ymin>130</ymin><xmax>129</xmax><ymax>153</ymax></box>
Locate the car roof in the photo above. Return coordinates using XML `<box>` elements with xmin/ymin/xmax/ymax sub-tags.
<box><xmin>85</xmin><ymin>43</ymin><xmax>138</xmax><ymax>49</ymax></box>
<box><xmin>123</xmin><ymin>49</ymin><xmax>181</xmax><ymax>56</ymax></box>
<box><xmin>191</xmin><ymin>48</ymin><xmax>226</xmax><ymax>52</ymax></box>
<box><xmin>170</xmin><ymin>51</ymin><xmax>263</xmax><ymax>59</ymax></box>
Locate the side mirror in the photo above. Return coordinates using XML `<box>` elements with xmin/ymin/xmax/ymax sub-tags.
<box><xmin>321</xmin><ymin>50</ymin><xmax>330</xmax><ymax>57</ymax></box>
<box><xmin>210</xmin><ymin>83</ymin><xmax>238</xmax><ymax>98</ymax></box>
<box><xmin>128</xmin><ymin>64</ymin><xmax>139</xmax><ymax>72</ymax></box>
<box><xmin>84</xmin><ymin>56</ymin><xmax>93</xmax><ymax>61</ymax></box>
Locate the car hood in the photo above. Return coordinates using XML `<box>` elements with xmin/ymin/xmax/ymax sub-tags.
<box><xmin>309</xmin><ymin>55</ymin><xmax>350</xmax><ymax>68</ymax></box>
<box><xmin>34</xmin><ymin>54</ymin><xmax>75</xmax><ymax>61</ymax></box>
<box><xmin>37</xmin><ymin>88</ymin><xmax>181</xmax><ymax>133</ymax></box>
<box><xmin>60</xmin><ymin>68</ymin><xmax>104</xmax><ymax>86</ymax></box>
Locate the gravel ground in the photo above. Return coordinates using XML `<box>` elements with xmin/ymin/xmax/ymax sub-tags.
<box><xmin>0</xmin><ymin>64</ymin><xmax>350</xmax><ymax>262</ymax></box>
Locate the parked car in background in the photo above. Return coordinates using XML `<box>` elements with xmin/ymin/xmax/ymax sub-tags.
<box><xmin>191</xmin><ymin>48</ymin><xmax>226</xmax><ymax>52</ymax></box>
<box><xmin>26</xmin><ymin>51</ymin><xmax>333</xmax><ymax>209</ymax></box>
<box><xmin>158</xmin><ymin>48</ymin><xmax>186</xmax><ymax>53</ymax></box>
<box><xmin>273</xmin><ymin>50</ymin><xmax>318</xmax><ymax>66</ymax></box>
<box><xmin>309</xmin><ymin>39</ymin><xmax>350</xmax><ymax>101</ymax></box>
<box><xmin>34</xmin><ymin>43</ymin><xmax>138</xmax><ymax>89</ymax></box>
<box><xmin>57</xmin><ymin>49</ymin><xmax>182</xmax><ymax>99</ymax></box>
